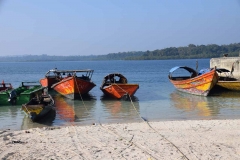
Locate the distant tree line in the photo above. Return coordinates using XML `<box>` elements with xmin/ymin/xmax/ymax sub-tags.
<box><xmin>0</xmin><ymin>43</ymin><xmax>239</xmax><ymax>62</ymax></box>
<box><xmin>126</xmin><ymin>43</ymin><xmax>240</xmax><ymax>60</ymax></box>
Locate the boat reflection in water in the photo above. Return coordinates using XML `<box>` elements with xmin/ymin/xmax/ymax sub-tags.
<box><xmin>21</xmin><ymin>107</ymin><xmax>56</xmax><ymax>130</ymax></box>
<box><xmin>171</xmin><ymin>89</ymin><xmax>240</xmax><ymax>120</ymax></box>
<box><xmin>54</xmin><ymin>94</ymin><xmax>76</xmax><ymax>122</ymax></box>
<box><xmin>100</xmin><ymin>95</ymin><xmax>141</xmax><ymax>123</ymax></box>
<box><xmin>54</xmin><ymin>94</ymin><xmax>96</xmax><ymax>125</ymax></box>
<box><xmin>210</xmin><ymin>87</ymin><xmax>240</xmax><ymax>97</ymax></box>
<box><xmin>170</xmin><ymin>91</ymin><xmax>219</xmax><ymax>118</ymax></box>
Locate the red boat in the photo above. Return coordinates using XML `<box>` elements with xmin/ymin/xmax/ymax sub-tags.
<box><xmin>0</xmin><ymin>80</ymin><xmax>13</xmax><ymax>91</ymax></box>
<box><xmin>100</xmin><ymin>73</ymin><xmax>139</xmax><ymax>99</ymax></box>
<box><xmin>39</xmin><ymin>68</ymin><xmax>63</xmax><ymax>90</ymax></box>
<box><xmin>51</xmin><ymin>69</ymin><xmax>96</xmax><ymax>99</ymax></box>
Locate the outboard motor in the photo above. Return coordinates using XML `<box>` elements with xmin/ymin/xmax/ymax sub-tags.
<box><xmin>8</xmin><ymin>90</ymin><xmax>17</xmax><ymax>105</ymax></box>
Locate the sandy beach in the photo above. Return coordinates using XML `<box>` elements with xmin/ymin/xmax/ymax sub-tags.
<box><xmin>0</xmin><ymin>119</ymin><xmax>240</xmax><ymax>160</ymax></box>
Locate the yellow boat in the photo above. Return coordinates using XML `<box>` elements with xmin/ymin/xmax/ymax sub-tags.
<box><xmin>215</xmin><ymin>68</ymin><xmax>240</xmax><ymax>91</ymax></box>
<box><xmin>168</xmin><ymin>66</ymin><xmax>219</xmax><ymax>96</ymax></box>
<box><xmin>22</xmin><ymin>93</ymin><xmax>55</xmax><ymax>122</ymax></box>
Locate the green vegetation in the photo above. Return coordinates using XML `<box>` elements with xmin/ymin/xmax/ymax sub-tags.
<box><xmin>1</xmin><ymin>43</ymin><xmax>240</xmax><ymax>62</ymax></box>
<box><xmin>133</xmin><ymin>43</ymin><xmax>240</xmax><ymax>60</ymax></box>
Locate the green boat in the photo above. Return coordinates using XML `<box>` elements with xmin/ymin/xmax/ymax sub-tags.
<box><xmin>0</xmin><ymin>82</ymin><xmax>44</xmax><ymax>106</ymax></box>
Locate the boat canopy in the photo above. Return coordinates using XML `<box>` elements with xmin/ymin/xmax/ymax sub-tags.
<box><xmin>169</xmin><ymin>66</ymin><xmax>197</xmax><ymax>74</ymax></box>
<box><xmin>215</xmin><ymin>68</ymin><xmax>230</xmax><ymax>73</ymax></box>
<box><xmin>45</xmin><ymin>68</ymin><xmax>94</xmax><ymax>79</ymax></box>
<box><xmin>46</xmin><ymin>68</ymin><xmax>94</xmax><ymax>75</ymax></box>
<box><xmin>103</xmin><ymin>73</ymin><xmax>127</xmax><ymax>82</ymax></box>
<box><xmin>100</xmin><ymin>73</ymin><xmax>128</xmax><ymax>89</ymax></box>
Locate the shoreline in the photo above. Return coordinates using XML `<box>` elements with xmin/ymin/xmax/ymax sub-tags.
<box><xmin>0</xmin><ymin>119</ymin><xmax>240</xmax><ymax>159</ymax></box>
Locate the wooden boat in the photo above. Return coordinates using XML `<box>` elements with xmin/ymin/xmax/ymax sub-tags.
<box><xmin>100</xmin><ymin>73</ymin><xmax>139</xmax><ymax>99</ymax></box>
<box><xmin>51</xmin><ymin>69</ymin><xmax>96</xmax><ymax>99</ymax></box>
<box><xmin>168</xmin><ymin>66</ymin><xmax>219</xmax><ymax>96</ymax></box>
<box><xmin>0</xmin><ymin>80</ymin><xmax>13</xmax><ymax>91</ymax></box>
<box><xmin>22</xmin><ymin>92</ymin><xmax>55</xmax><ymax>122</ymax></box>
<box><xmin>39</xmin><ymin>68</ymin><xmax>63</xmax><ymax>90</ymax></box>
<box><xmin>214</xmin><ymin>68</ymin><xmax>240</xmax><ymax>91</ymax></box>
<box><xmin>0</xmin><ymin>82</ymin><xmax>43</xmax><ymax>106</ymax></box>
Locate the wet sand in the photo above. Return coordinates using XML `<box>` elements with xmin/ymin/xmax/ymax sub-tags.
<box><xmin>0</xmin><ymin>119</ymin><xmax>240</xmax><ymax>160</ymax></box>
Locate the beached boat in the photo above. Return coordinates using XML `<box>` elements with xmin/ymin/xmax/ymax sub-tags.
<box><xmin>39</xmin><ymin>68</ymin><xmax>63</xmax><ymax>90</ymax></box>
<box><xmin>51</xmin><ymin>69</ymin><xmax>96</xmax><ymax>99</ymax></box>
<box><xmin>214</xmin><ymin>68</ymin><xmax>240</xmax><ymax>91</ymax></box>
<box><xmin>0</xmin><ymin>81</ymin><xmax>13</xmax><ymax>91</ymax></box>
<box><xmin>168</xmin><ymin>66</ymin><xmax>219</xmax><ymax>96</ymax></box>
<box><xmin>0</xmin><ymin>82</ymin><xmax>43</xmax><ymax>105</ymax></box>
<box><xmin>22</xmin><ymin>93</ymin><xmax>55</xmax><ymax>122</ymax></box>
<box><xmin>100</xmin><ymin>73</ymin><xmax>139</xmax><ymax>99</ymax></box>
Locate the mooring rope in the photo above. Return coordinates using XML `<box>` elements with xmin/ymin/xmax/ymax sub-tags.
<box><xmin>74</xmin><ymin>75</ymin><xmax>88</xmax><ymax>113</ymax></box>
<box><xmin>98</xmin><ymin>122</ymin><xmax>159</xmax><ymax>160</ymax></box>
<box><xmin>73</xmin><ymin>76</ymin><xmax>189</xmax><ymax>159</ymax></box>
<box><xmin>113</xmin><ymin>83</ymin><xmax>190</xmax><ymax>160</ymax></box>
<box><xmin>23</xmin><ymin>104</ymin><xmax>31</xmax><ymax>115</ymax></box>
<box><xmin>129</xmin><ymin>94</ymin><xmax>189</xmax><ymax>160</ymax></box>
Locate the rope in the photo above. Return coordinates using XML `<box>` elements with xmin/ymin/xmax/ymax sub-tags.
<box><xmin>99</xmin><ymin>122</ymin><xmax>159</xmax><ymax>160</ymax></box>
<box><xmin>113</xmin><ymin>83</ymin><xmax>189</xmax><ymax>160</ymax></box>
<box><xmin>114</xmin><ymin>83</ymin><xmax>131</xmax><ymax>99</ymax></box>
<box><xmin>74</xmin><ymin>75</ymin><xmax>88</xmax><ymax>113</ymax></box>
<box><xmin>23</xmin><ymin>104</ymin><xmax>31</xmax><ymax>115</ymax></box>
<box><xmin>54</xmin><ymin>76</ymin><xmax>90</xmax><ymax>159</ymax></box>
<box><xmin>126</xmin><ymin>93</ymin><xmax>189</xmax><ymax>160</ymax></box>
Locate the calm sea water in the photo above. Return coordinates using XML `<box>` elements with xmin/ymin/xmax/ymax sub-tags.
<box><xmin>0</xmin><ymin>59</ymin><xmax>240</xmax><ymax>130</ymax></box>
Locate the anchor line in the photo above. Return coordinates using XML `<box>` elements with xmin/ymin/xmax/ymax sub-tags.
<box><xmin>114</xmin><ymin>83</ymin><xmax>189</xmax><ymax>160</ymax></box>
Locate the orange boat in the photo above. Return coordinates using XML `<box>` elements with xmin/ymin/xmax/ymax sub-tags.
<box><xmin>168</xmin><ymin>66</ymin><xmax>218</xmax><ymax>96</ymax></box>
<box><xmin>100</xmin><ymin>73</ymin><xmax>139</xmax><ymax>99</ymax></box>
<box><xmin>39</xmin><ymin>68</ymin><xmax>63</xmax><ymax>90</ymax></box>
<box><xmin>51</xmin><ymin>69</ymin><xmax>96</xmax><ymax>99</ymax></box>
<box><xmin>0</xmin><ymin>80</ymin><xmax>13</xmax><ymax>91</ymax></box>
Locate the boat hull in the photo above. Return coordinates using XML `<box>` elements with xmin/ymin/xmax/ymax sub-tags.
<box><xmin>52</xmin><ymin>77</ymin><xmax>96</xmax><ymax>99</ymax></box>
<box><xmin>101</xmin><ymin>84</ymin><xmax>139</xmax><ymax>99</ymax></box>
<box><xmin>169</xmin><ymin>69</ymin><xmax>219</xmax><ymax>96</ymax></box>
<box><xmin>216</xmin><ymin>81</ymin><xmax>240</xmax><ymax>91</ymax></box>
<box><xmin>0</xmin><ymin>92</ymin><xmax>11</xmax><ymax>105</ymax></box>
<box><xmin>22</xmin><ymin>104</ymin><xmax>53</xmax><ymax>122</ymax></box>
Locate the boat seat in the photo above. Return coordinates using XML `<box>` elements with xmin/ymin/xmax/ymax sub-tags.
<box><xmin>43</xmin><ymin>98</ymin><xmax>51</xmax><ymax>102</ymax></box>
<box><xmin>42</xmin><ymin>95</ymin><xmax>49</xmax><ymax>98</ymax></box>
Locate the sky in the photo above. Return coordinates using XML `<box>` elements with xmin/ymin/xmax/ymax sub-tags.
<box><xmin>0</xmin><ymin>0</ymin><xmax>240</xmax><ymax>56</ymax></box>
